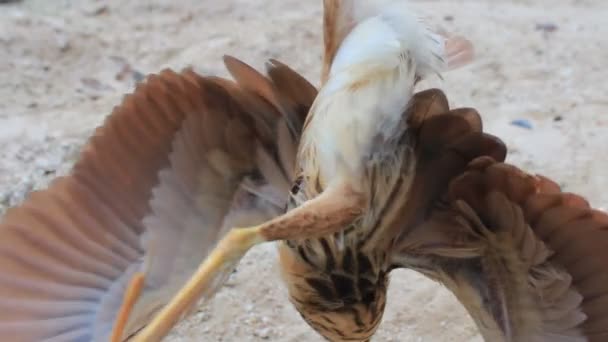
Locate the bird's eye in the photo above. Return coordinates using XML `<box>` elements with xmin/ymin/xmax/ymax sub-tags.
<box><xmin>291</xmin><ymin>176</ymin><xmax>303</xmax><ymax>195</ymax></box>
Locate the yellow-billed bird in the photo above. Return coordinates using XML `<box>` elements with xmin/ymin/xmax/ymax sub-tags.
<box><xmin>0</xmin><ymin>1</ymin><xmax>605</xmax><ymax>342</ymax></box>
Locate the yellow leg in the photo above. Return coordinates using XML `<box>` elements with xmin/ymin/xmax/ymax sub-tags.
<box><xmin>131</xmin><ymin>184</ymin><xmax>363</xmax><ymax>340</ymax></box>
<box><xmin>132</xmin><ymin>226</ymin><xmax>265</xmax><ymax>341</ymax></box>
<box><xmin>111</xmin><ymin>272</ymin><xmax>145</xmax><ymax>342</ymax></box>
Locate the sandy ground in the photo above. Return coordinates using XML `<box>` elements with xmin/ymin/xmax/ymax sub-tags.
<box><xmin>1</xmin><ymin>0</ymin><xmax>607</xmax><ymax>341</ymax></box>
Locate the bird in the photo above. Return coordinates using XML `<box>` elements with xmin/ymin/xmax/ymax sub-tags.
<box><xmin>129</xmin><ymin>1</ymin><xmax>477</xmax><ymax>340</ymax></box>
<box><xmin>0</xmin><ymin>2</ymin><xmax>605</xmax><ymax>342</ymax></box>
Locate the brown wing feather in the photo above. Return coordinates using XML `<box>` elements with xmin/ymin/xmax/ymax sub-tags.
<box><xmin>266</xmin><ymin>59</ymin><xmax>317</xmax><ymax>131</ymax></box>
<box><xmin>446</xmin><ymin>161</ymin><xmax>608</xmax><ymax>341</ymax></box>
<box><xmin>393</xmin><ymin>90</ymin><xmax>606</xmax><ymax>341</ymax></box>
<box><xmin>523</xmin><ymin>180</ymin><xmax>608</xmax><ymax>339</ymax></box>
<box><xmin>0</xmin><ymin>58</ymin><xmax>316</xmax><ymax>341</ymax></box>
<box><xmin>439</xmin><ymin>162</ymin><xmax>588</xmax><ymax>340</ymax></box>
<box><xmin>388</xmin><ymin>89</ymin><xmax>506</xmax><ymax>243</ymax></box>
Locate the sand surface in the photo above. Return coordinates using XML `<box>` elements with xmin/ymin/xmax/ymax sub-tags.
<box><xmin>1</xmin><ymin>0</ymin><xmax>607</xmax><ymax>341</ymax></box>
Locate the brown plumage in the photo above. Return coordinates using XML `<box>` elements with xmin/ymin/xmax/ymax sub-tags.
<box><xmin>0</xmin><ymin>57</ymin><xmax>317</xmax><ymax>341</ymax></box>
<box><xmin>387</xmin><ymin>89</ymin><xmax>608</xmax><ymax>342</ymax></box>
<box><xmin>276</xmin><ymin>88</ymin><xmax>504</xmax><ymax>341</ymax></box>
<box><xmin>0</xmin><ymin>1</ymin><xmax>606</xmax><ymax>342</ymax></box>
<box><xmin>278</xmin><ymin>85</ymin><xmax>608</xmax><ymax>341</ymax></box>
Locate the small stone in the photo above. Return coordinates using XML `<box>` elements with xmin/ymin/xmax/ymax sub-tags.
<box><xmin>83</xmin><ymin>5</ymin><xmax>109</xmax><ymax>16</ymax></box>
<box><xmin>81</xmin><ymin>77</ymin><xmax>112</xmax><ymax>91</ymax></box>
<box><xmin>254</xmin><ymin>327</ymin><xmax>271</xmax><ymax>339</ymax></box>
<box><xmin>133</xmin><ymin>70</ymin><xmax>145</xmax><ymax>82</ymax></box>
<box><xmin>56</xmin><ymin>34</ymin><xmax>71</xmax><ymax>52</ymax></box>
<box><xmin>510</xmin><ymin>119</ymin><xmax>533</xmax><ymax>130</ymax></box>
<box><xmin>535</xmin><ymin>22</ymin><xmax>558</xmax><ymax>33</ymax></box>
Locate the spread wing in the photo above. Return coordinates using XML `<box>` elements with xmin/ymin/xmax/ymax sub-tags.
<box><xmin>0</xmin><ymin>56</ymin><xmax>316</xmax><ymax>341</ymax></box>
<box><xmin>392</xmin><ymin>89</ymin><xmax>607</xmax><ymax>341</ymax></box>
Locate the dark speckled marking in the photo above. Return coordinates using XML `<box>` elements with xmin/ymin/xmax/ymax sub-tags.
<box><xmin>330</xmin><ymin>274</ymin><xmax>356</xmax><ymax>302</ymax></box>
<box><xmin>357</xmin><ymin>253</ymin><xmax>373</xmax><ymax>275</ymax></box>
<box><xmin>305</xmin><ymin>278</ymin><xmax>335</xmax><ymax>302</ymax></box>
<box><xmin>342</xmin><ymin>247</ymin><xmax>354</xmax><ymax>274</ymax></box>
<box><xmin>297</xmin><ymin>245</ymin><xmax>313</xmax><ymax>266</ymax></box>
<box><xmin>320</xmin><ymin>238</ymin><xmax>335</xmax><ymax>271</ymax></box>
<box><xmin>291</xmin><ymin>176</ymin><xmax>303</xmax><ymax>195</ymax></box>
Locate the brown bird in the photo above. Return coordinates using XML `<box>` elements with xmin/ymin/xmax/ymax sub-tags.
<box><xmin>130</xmin><ymin>1</ymin><xmax>477</xmax><ymax>340</ymax></box>
<box><xmin>0</xmin><ymin>2</ymin><xmax>605</xmax><ymax>342</ymax></box>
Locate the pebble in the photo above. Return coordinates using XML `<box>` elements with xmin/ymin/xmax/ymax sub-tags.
<box><xmin>254</xmin><ymin>327</ymin><xmax>271</xmax><ymax>339</ymax></box>
<box><xmin>535</xmin><ymin>22</ymin><xmax>558</xmax><ymax>33</ymax></box>
<box><xmin>510</xmin><ymin>119</ymin><xmax>533</xmax><ymax>130</ymax></box>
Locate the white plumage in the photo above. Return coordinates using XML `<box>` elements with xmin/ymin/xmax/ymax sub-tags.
<box><xmin>301</xmin><ymin>0</ymin><xmax>472</xmax><ymax>188</ymax></box>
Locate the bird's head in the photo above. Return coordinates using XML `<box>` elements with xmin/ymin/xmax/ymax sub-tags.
<box><xmin>278</xmin><ymin>244</ymin><xmax>390</xmax><ymax>342</ymax></box>
<box><xmin>297</xmin><ymin>298</ymin><xmax>386</xmax><ymax>342</ymax></box>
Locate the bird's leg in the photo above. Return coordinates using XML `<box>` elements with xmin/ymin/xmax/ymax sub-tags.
<box><xmin>111</xmin><ymin>272</ymin><xmax>145</xmax><ymax>342</ymax></box>
<box><xmin>259</xmin><ymin>182</ymin><xmax>365</xmax><ymax>240</ymax></box>
<box><xmin>131</xmin><ymin>183</ymin><xmax>364</xmax><ymax>341</ymax></box>
<box><xmin>130</xmin><ymin>226</ymin><xmax>264</xmax><ymax>342</ymax></box>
